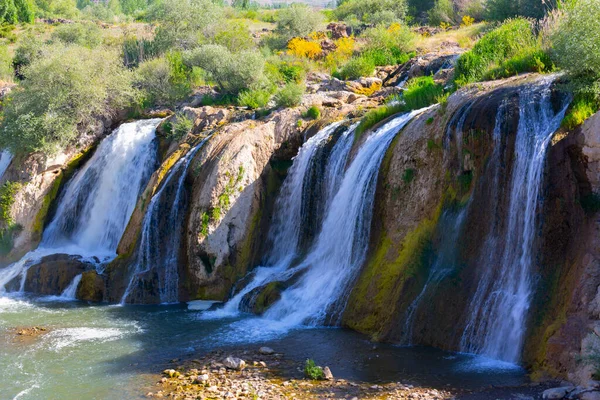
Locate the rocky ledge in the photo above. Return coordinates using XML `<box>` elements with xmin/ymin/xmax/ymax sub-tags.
<box><xmin>145</xmin><ymin>349</ymin><xmax>454</xmax><ymax>400</ymax></box>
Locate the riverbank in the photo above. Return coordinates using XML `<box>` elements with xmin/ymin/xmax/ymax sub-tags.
<box><xmin>144</xmin><ymin>348</ymin><xmax>558</xmax><ymax>400</ymax></box>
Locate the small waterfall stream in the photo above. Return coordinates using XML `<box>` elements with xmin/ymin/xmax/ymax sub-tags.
<box><xmin>215</xmin><ymin>109</ymin><xmax>428</xmax><ymax>331</ymax></box>
<box><xmin>121</xmin><ymin>136</ymin><xmax>211</xmax><ymax>304</ymax></box>
<box><xmin>209</xmin><ymin>122</ymin><xmax>353</xmax><ymax>317</ymax></box>
<box><xmin>459</xmin><ymin>78</ymin><xmax>569</xmax><ymax>362</ymax></box>
<box><xmin>0</xmin><ymin>150</ymin><xmax>13</xmax><ymax>180</ymax></box>
<box><xmin>0</xmin><ymin>119</ymin><xmax>160</xmax><ymax>293</ymax></box>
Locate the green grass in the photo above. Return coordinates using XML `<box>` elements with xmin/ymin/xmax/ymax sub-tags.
<box><xmin>403</xmin><ymin>76</ymin><xmax>444</xmax><ymax>111</ymax></box>
<box><xmin>562</xmin><ymin>94</ymin><xmax>599</xmax><ymax>130</ymax></box>
<box><xmin>303</xmin><ymin>105</ymin><xmax>320</xmax><ymax>120</ymax></box>
<box><xmin>454</xmin><ymin>18</ymin><xmax>549</xmax><ymax>86</ymax></box>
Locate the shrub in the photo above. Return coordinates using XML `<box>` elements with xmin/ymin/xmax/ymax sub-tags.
<box><xmin>51</xmin><ymin>22</ymin><xmax>103</xmax><ymax>48</ymax></box>
<box><xmin>274</xmin><ymin>82</ymin><xmax>304</xmax><ymax>108</ymax></box>
<box><xmin>0</xmin><ymin>44</ymin><xmax>136</xmax><ymax>155</ymax></box>
<box><xmin>335</xmin><ymin>0</ymin><xmax>408</xmax><ymax>24</ymax></box>
<box><xmin>454</xmin><ymin>18</ymin><xmax>540</xmax><ymax>86</ymax></box>
<box><xmin>360</xmin><ymin>23</ymin><xmax>416</xmax><ymax>66</ymax></box>
<box><xmin>168</xmin><ymin>113</ymin><xmax>193</xmax><ymax>140</ymax></box>
<box><xmin>0</xmin><ymin>45</ymin><xmax>13</xmax><ymax>82</ymax></box>
<box><xmin>12</xmin><ymin>34</ymin><xmax>43</xmax><ymax>78</ymax></box>
<box><xmin>402</xmin><ymin>76</ymin><xmax>444</xmax><ymax>110</ymax></box>
<box><xmin>324</xmin><ymin>37</ymin><xmax>355</xmax><ymax>70</ymax></box>
<box><xmin>276</xmin><ymin>4</ymin><xmax>324</xmax><ymax>39</ymax></box>
<box><xmin>135</xmin><ymin>55</ymin><xmax>191</xmax><ymax>108</ymax></box>
<box><xmin>33</xmin><ymin>0</ymin><xmax>79</xmax><ymax>19</ymax></box>
<box><xmin>277</xmin><ymin>61</ymin><xmax>306</xmax><ymax>84</ymax></box>
<box><xmin>552</xmin><ymin>0</ymin><xmax>600</xmax><ymax>97</ymax></box>
<box><xmin>237</xmin><ymin>88</ymin><xmax>271</xmax><ymax>109</ymax></box>
<box><xmin>484</xmin><ymin>0</ymin><xmax>549</xmax><ymax>21</ymax></box>
<box><xmin>428</xmin><ymin>0</ymin><xmax>455</xmax><ymax>26</ymax></box>
<box><xmin>355</xmin><ymin>102</ymin><xmax>404</xmax><ymax>138</ymax></box>
<box><xmin>484</xmin><ymin>48</ymin><xmax>553</xmax><ymax>80</ymax></box>
<box><xmin>561</xmin><ymin>94</ymin><xmax>599</xmax><ymax>130</ymax></box>
<box><xmin>338</xmin><ymin>56</ymin><xmax>375</xmax><ymax>80</ymax></box>
<box><xmin>1</xmin><ymin>0</ymin><xmax>34</xmax><ymax>24</ymax></box>
<box><xmin>214</xmin><ymin>19</ymin><xmax>255</xmax><ymax>53</ymax></box>
<box><xmin>184</xmin><ymin>44</ymin><xmax>265</xmax><ymax>95</ymax></box>
<box><xmin>147</xmin><ymin>0</ymin><xmax>224</xmax><ymax>53</ymax></box>
<box><xmin>304</xmin><ymin>359</ymin><xmax>325</xmax><ymax>380</ymax></box>
<box><xmin>122</xmin><ymin>35</ymin><xmax>158</xmax><ymax>68</ymax></box>
<box><xmin>303</xmin><ymin>105</ymin><xmax>320</xmax><ymax>119</ymax></box>
<box><xmin>0</xmin><ymin>181</ymin><xmax>20</xmax><ymax>226</ymax></box>
<box><xmin>287</xmin><ymin>38</ymin><xmax>322</xmax><ymax>60</ymax></box>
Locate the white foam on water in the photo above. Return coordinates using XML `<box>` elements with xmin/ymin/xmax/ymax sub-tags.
<box><xmin>44</xmin><ymin>327</ymin><xmax>128</xmax><ymax>351</ymax></box>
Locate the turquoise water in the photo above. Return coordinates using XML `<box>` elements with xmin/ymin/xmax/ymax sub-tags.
<box><xmin>0</xmin><ymin>294</ymin><xmax>528</xmax><ymax>400</ymax></box>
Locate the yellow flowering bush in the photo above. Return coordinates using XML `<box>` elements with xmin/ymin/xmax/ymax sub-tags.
<box><xmin>287</xmin><ymin>37</ymin><xmax>322</xmax><ymax>59</ymax></box>
<box><xmin>324</xmin><ymin>37</ymin><xmax>355</xmax><ymax>70</ymax></box>
<box><xmin>461</xmin><ymin>15</ymin><xmax>475</xmax><ymax>27</ymax></box>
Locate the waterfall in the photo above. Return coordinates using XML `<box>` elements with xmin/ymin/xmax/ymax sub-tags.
<box><xmin>121</xmin><ymin>136</ymin><xmax>211</xmax><ymax>304</ymax></box>
<box><xmin>0</xmin><ymin>150</ymin><xmax>13</xmax><ymax>180</ymax></box>
<box><xmin>459</xmin><ymin>78</ymin><xmax>569</xmax><ymax>362</ymax></box>
<box><xmin>0</xmin><ymin>119</ymin><xmax>160</xmax><ymax>293</ymax></box>
<box><xmin>59</xmin><ymin>274</ymin><xmax>82</xmax><ymax>300</ymax></box>
<box><xmin>264</xmin><ymin>110</ymin><xmax>426</xmax><ymax>327</ymax></box>
<box><xmin>206</xmin><ymin>122</ymin><xmax>353</xmax><ymax>317</ymax></box>
<box><xmin>220</xmin><ymin>108</ymin><xmax>425</xmax><ymax>330</ymax></box>
<box><xmin>42</xmin><ymin>119</ymin><xmax>160</xmax><ymax>257</ymax></box>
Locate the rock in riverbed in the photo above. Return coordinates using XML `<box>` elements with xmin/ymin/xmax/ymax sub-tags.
<box><xmin>223</xmin><ymin>356</ymin><xmax>246</xmax><ymax>370</ymax></box>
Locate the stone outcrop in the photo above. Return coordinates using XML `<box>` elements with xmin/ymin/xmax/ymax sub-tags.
<box><xmin>23</xmin><ymin>254</ymin><xmax>95</xmax><ymax>295</ymax></box>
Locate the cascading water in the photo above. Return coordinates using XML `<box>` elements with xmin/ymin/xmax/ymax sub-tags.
<box><xmin>59</xmin><ymin>274</ymin><xmax>83</xmax><ymax>300</ymax></box>
<box><xmin>42</xmin><ymin>119</ymin><xmax>160</xmax><ymax>257</ymax></box>
<box><xmin>217</xmin><ymin>109</ymin><xmax>427</xmax><ymax>332</ymax></box>
<box><xmin>208</xmin><ymin>122</ymin><xmax>354</xmax><ymax>317</ymax></box>
<box><xmin>459</xmin><ymin>78</ymin><xmax>569</xmax><ymax>362</ymax></box>
<box><xmin>121</xmin><ymin>136</ymin><xmax>211</xmax><ymax>304</ymax></box>
<box><xmin>0</xmin><ymin>119</ymin><xmax>160</xmax><ymax>294</ymax></box>
<box><xmin>0</xmin><ymin>150</ymin><xmax>13</xmax><ymax>180</ymax></box>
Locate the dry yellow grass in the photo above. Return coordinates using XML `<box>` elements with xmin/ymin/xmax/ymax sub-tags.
<box><xmin>415</xmin><ymin>22</ymin><xmax>488</xmax><ymax>53</ymax></box>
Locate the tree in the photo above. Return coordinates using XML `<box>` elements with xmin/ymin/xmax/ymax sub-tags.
<box><xmin>0</xmin><ymin>44</ymin><xmax>137</xmax><ymax>155</ymax></box>
<box><xmin>276</xmin><ymin>3</ymin><xmax>324</xmax><ymax>39</ymax></box>
<box><xmin>14</xmin><ymin>0</ymin><xmax>35</xmax><ymax>23</ymax></box>
<box><xmin>0</xmin><ymin>0</ymin><xmax>19</xmax><ymax>24</ymax></box>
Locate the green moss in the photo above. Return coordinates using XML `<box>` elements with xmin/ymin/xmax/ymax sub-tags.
<box><xmin>32</xmin><ymin>147</ymin><xmax>94</xmax><ymax>240</ymax></box>
<box><xmin>402</xmin><ymin>168</ymin><xmax>416</xmax><ymax>184</ymax></box>
<box><xmin>343</xmin><ymin>213</ymin><xmax>439</xmax><ymax>338</ymax></box>
<box><xmin>253</xmin><ymin>281</ymin><xmax>284</xmax><ymax>314</ymax></box>
<box><xmin>0</xmin><ymin>181</ymin><xmax>22</xmax><ymax>226</ymax></box>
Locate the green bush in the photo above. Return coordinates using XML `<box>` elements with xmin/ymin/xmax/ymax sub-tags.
<box><xmin>303</xmin><ymin>105</ymin><xmax>320</xmax><ymax>119</ymax></box>
<box><xmin>237</xmin><ymin>88</ymin><xmax>271</xmax><ymax>109</ymax></box>
<box><xmin>1</xmin><ymin>0</ymin><xmax>34</xmax><ymax>24</ymax></box>
<box><xmin>275</xmin><ymin>3</ymin><xmax>323</xmax><ymax>39</ymax></box>
<box><xmin>147</xmin><ymin>0</ymin><xmax>224</xmax><ymax>53</ymax></box>
<box><xmin>12</xmin><ymin>34</ymin><xmax>43</xmax><ymax>78</ymax></box>
<box><xmin>274</xmin><ymin>82</ymin><xmax>304</xmax><ymax>108</ymax></box>
<box><xmin>184</xmin><ymin>44</ymin><xmax>265</xmax><ymax>95</ymax></box>
<box><xmin>0</xmin><ymin>181</ymin><xmax>20</xmax><ymax>226</ymax></box>
<box><xmin>338</xmin><ymin>56</ymin><xmax>375</xmax><ymax>80</ymax></box>
<box><xmin>484</xmin><ymin>48</ymin><xmax>553</xmax><ymax>80</ymax></box>
<box><xmin>335</xmin><ymin>0</ymin><xmax>408</xmax><ymax>24</ymax></box>
<box><xmin>552</xmin><ymin>0</ymin><xmax>600</xmax><ymax>97</ymax></box>
<box><xmin>51</xmin><ymin>22</ymin><xmax>103</xmax><ymax>48</ymax></box>
<box><xmin>427</xmin><ymin>0</ymin><xmax>455</xmax><ymax>26</ymax></box>
<box><xmin>454</xmin><ymin>18</ymin><xmax>541</xmax><ymax>86</ymax></box>
<box><xmin>0</xmin><ymin>44</ymin><xmax>137</xmax><ymax>155</ymax></box>
<box><xmin>360</xmin><ymin>24</ymin><xmax>416</xmax><ymax>66</ymax></box>
<box><xmin>304</xmin><ymin>359</ymin><xmax>325</xmax><ymax>380</ymax></box>
<box><xmin>561</xmin><ymin>94</ymin><xmax>599</xmax><ymax>130</ymax></box>
<box><xmin>0</xmin><ymin>45</ymin><xmax>13</xmax><ymax>82</ymax></box>
<box><xmin>167</xmin><ymin>113</ymin><xmax>193</xmax><ymax>140</ymax></box>
<box><xmin>214</xmin><ymin>19</ymin><xmax>255</xmax><ymax>53</ymax></box>
<box><xmin>355</xmin><ymin>102</ymin><xmax>403</xmax><ymax>138</ymax></box>
<box><xmin>402</xmin><ymin>76</ymin><xmax>444</xmax><ymax>110</ymax></box>
<box><xmin>122</xmin><ymin>35</ymin><xmax>158</xmax><ymax>68</ymax></box>
<box><xmin>33</xmin><ymin>0</ymin><xmax>79</xmax><ymax>19</ymax></box>
<box><xmin>135</xmin><ymin>54</ymin><xmax>192</xmax><ymax>108</ymax></box>
<box><xmin>484</xmin><ymin>0</ymin><xmax>549</xmax><ymax>21</ymax></box>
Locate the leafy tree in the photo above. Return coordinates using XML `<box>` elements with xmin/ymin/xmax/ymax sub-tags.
<box><xmin>135</xmin><ymin>53</ymin><xmax>192</xmax><ymax>107</ymax></box>
<box><xmin>0</xmin><ymin>44</ymin><xmax>137</xmax><ymax>155</ymax></box>
<box><xmin>428</xmin><ymin>0</ymin><xmax>455</xmax><ymax>25</ymax></box>
<box><xmin>51</xmin><ymin>22</ymin><xmax>103</xmax><ymax>48</ymax></box>
<box><xmin>0</xmin><ymin>0</ymin><xmax>19</xmax><ymax>24</ymax></box>
<box><xmin>276</xmin><ymin>3</ymin><xmax>324</xmax><ymax>39</ymax></box>
<box><xmin>552</xmin><ymin>0</ymin><xmax>600</xmax><ymax>97</ymax></box>
<box><xmin>147</xmin><ymin>0</ymin><xmax>224</xmax><ymax>53</ymax></box>
<box><xmin>34</xmin><ymin>0</ymin><xmax>79</xmax><ymax>19</ymax></box>
<box><xmin>15</xmin><ymin>0</ymin><xmax>35</xmax><ymax>23</ymax></box>
<box><xmin>485</xmin><ymin>0</ymin><xmax>555</xmax><ymax>21</ymax></box>
<box><xmin>335</xmin><ymin>0</ymin><xmax>408</xmax><ymax>24</ymax></box>
<box><xmin>184</xmin><ymin>44</ymin><xmax>265</xmax><ymax>94</ymax></box>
